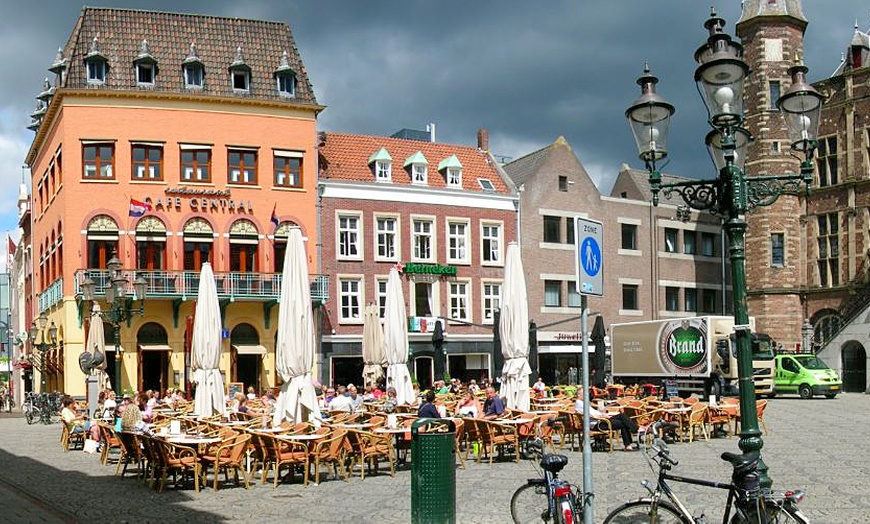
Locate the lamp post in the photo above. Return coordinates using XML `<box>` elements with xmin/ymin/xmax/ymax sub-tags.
<box><xmin>81</xmin><ymin>252</ymin><xmax>147</xmax><ymax>395</ymax></box>
<box><xmin>626</xmin><ymin>10</ymin><xmax>822</xmax><ymax>489</ymax></box>
<box><xmin>28</xmin><ymin>311</ymin><xmax>58</xmax><ymax>392</ymax></box>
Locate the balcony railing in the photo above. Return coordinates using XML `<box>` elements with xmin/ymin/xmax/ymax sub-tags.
<box><xmin>73</xmin><ymin>269</ymin><xmax>329</xmax><ymax>303</ymax></box>
<box><xmin>38</xmin><ymin>278</ymin><xmax>63</xmax><ymax>313</ymax></box>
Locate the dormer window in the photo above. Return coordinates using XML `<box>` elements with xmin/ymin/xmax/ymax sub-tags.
<box><xmin>438</xmin><ymin>154</ymin><xmax>463</xmax><ymax>188</ymax></box>
<box><xmin>229</xmin><ymin>46</ymin><xmax>251</xmax><ymax>93</ymax></box>
<box><xmin>137</xmin><ymin>63</ymin><xmax>154</xmax><ymax>84</ymax></box>
<box><xmin>274</xmin><ymin>50</ymin><xmax>297</xmax><ymax>98</ymax></box>
<box><xmin>368</xmin><ymin>147</ymin><xmax>392</xmax><ymax>183</ymax></box>
<box><xmin>133</xmin><ymin>39</ymin><xmax>158</xmax><ymax>87</ymax></box>
<box><xmin>84</xmin><ymin>36</ymin><xmax>109</xmax><ymax>85</ymax></box>
<box><xmin>404</xmin><ymin>151</ymin><xmax>428</xmax><ymax>185</ymax></box>
<box><xmin>183</xmin><ymin>42</ymin><xmax>204</xmax><ymax>89</ymax></box>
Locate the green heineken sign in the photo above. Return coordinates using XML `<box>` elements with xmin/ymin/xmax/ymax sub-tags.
<box><xmin>401</xmin><ymin>263</ymin><xmax>457</xmax><ymax>277</ymax></box>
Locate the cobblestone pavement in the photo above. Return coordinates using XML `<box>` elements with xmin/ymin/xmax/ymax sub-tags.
<box><xmin>0</xmin><ymin>394</ymin><xmax>867</xmax><ymax>523</ymax></box>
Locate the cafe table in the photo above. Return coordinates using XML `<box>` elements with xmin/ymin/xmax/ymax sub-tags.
<box><xmin>166</xmin><ymin>435</ymin><xmax>222</xmax><ymax>446</ymax></box>
<box><xmin>374</xmin><ymin>427</ymin><xmax>412</xmax><ymax>465</ymax></box>
<box><xmin>335</xmin><ymin>422</ymin><xmax>378</xmax><ymax>429</ymax></box>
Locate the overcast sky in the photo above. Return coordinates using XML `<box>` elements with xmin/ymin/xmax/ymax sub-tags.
<box><xmin>1</xmin><ymin>0</ymin><xmax>866</xmax><ymax>261</ymax></box>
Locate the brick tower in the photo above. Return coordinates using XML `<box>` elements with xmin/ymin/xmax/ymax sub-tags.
<box><xmin>736</xmin><ymin>0</ymin><xmax>808</xmax><ymax>348</ymax></box>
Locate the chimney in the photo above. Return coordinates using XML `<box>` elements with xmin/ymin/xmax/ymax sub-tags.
<box><xmin>427</xmin><ymin>122</ymin><xmax>436</xmax><ymax>142</ymax></box>
<box><xmin>477</xmin><ymin>128</ymin><xmax>489</xmax><ymax>151</ymax></box>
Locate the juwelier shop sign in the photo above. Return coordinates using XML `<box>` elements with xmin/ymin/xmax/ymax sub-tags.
<box><xmin>143</xmin><ymin>187</ymin><xmax>254</xmax><ymax>214</ymax></box>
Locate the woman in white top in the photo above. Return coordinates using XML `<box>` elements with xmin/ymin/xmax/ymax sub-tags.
<box><xmin>457</xmin><ymin>390</ymin><xmax>483</xmax><ymax>418</ymax></box>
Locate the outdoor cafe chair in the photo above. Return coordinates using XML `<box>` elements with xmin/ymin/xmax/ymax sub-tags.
<box><xmin>201</xmin><ymin>433</ymin><xmax>251</xmax><ymax>491</ymax></box>
<box><xmin>309</xmin><ymin>428</ymin><xmax>349</xmax><ymax>483</ymax></box>
<box><xmin>346</xmin><ymin>429</ymin><xmax>395</xmax><ymax>480</ymax></box>
<box><xmin>116</xmin><ymin>431</ymin><xmax>145</xmax><ymax>479</ymax></box>
<box><xmin>61</xmin><ymin>420</ymin><xmax>85</xmax><ymax>452</ymax></box>
<box><xmin>684</xmin><ymin>402</ymin><xmax>709</xmax><ymax>442</ymax></box>
<box><xmin>255</xmin><ymin>431</ymin><xmax>310</xmax><ymax>487</ymax></box>
<box><xmin>156</xmin><ymin>439</ymin><xmax>201</xmax><ymax>493</ymax></box>
<box><xmin>97</xmin><ymin>421</ymin><xmax>121</xmax><ymax>466</ymax></box>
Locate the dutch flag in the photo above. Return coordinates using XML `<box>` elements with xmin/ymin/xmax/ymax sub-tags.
<box><xmin>270</xmin><ymin>204</ymin><xmax>280</xmax><ymax>230</ymax></box>
<box><xmin>129</xmin><ymin>198</ymin><xmax>152</xmax><ymax>217</ymax></box>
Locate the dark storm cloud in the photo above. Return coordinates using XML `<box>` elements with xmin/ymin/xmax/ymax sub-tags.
<box><xmin>1</xmin><ymin>0</ymin><xmax>866</xmax><ymax>219</ymax></box>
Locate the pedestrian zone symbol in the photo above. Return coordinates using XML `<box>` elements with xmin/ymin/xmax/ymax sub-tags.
<box><xmin>581</xmin><ymin>237</ymin><xmax>601</xmax><ymax>277</ymax></box>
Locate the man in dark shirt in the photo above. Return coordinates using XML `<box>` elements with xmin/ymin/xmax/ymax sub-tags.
<box><xmin>483</xmin><ymin>387</ymin><xmax>505</xmax><ymax>419</ymax></box>
<box><xmin>418</xmin><ymin>390</ymin><xmax>440</xmax><ymax>418</ymax></box>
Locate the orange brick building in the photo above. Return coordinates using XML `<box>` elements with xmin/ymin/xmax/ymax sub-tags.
<box><xmin>25</xmin><ymin>7</ymin><xmax>323</xmax><ymax>396</ymax></box>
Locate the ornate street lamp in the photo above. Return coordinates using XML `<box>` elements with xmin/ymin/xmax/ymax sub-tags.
<box><xmin>28</xmin><ymin>312</ymin><xmax>58</xmax><ymax>392</ymax></box>
<box><xmin>80</xmin><ymin>252</ymin><xmax>147</xmax><ymax>394</ymax></box>
<box><xmin>626</xmin><ymin>9</ymin><xmax>823</xmax><ymax>489</ymax></box>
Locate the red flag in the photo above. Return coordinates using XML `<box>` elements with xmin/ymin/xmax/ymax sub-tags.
<box><xmin>7</xmin><ymin>235</ymin><xmax>15</xmax><ymax>256</ymax></box>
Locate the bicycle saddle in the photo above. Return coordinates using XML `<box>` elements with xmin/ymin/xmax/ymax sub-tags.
<box><xmin>540</xmin><ymin>453</ymin><xmax>568</xmax><ymax>473</ymax></box>
<box><xmin>720</xmin><ymin>450</ymin><xmax>759</xmax><ymax>476</ymax></box>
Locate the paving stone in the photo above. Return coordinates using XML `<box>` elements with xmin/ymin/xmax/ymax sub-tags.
<box><xmin>0</xmin><ymin>394</ymin><xmax>867</xmax><ymax>523</ymax></box>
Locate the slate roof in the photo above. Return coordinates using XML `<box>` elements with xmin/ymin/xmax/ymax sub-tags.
<box><xmin>737</xmin><ymin>0</ymin><xmax>806</xmax><ymax>26</ymax></box>
<box><xmin>502</xmin><ymin>141</ymin><xmax>552</xmax><ymax>188</ymax></box>
<box><xmin>319</xmin><ymin>133</ymin><xmax>511</xmax><ymax>194</ymax></box>
<box><xmin>54</xmin><ymin>7</ymin><xmax>317</xmax><ymax>105</ymax></box>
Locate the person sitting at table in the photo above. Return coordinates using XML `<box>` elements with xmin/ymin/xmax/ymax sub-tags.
<box><xmin>457</xmin><ymin>390</ymin><xmax>483</xmax><ymax>418</ymax></box>
<box><xmin>418</xmin><ymin>390</ymin><xmax>440</xmax><ymax>419</ymax></box>
<box><xmin>320</xmin><ymin>387</ymin><xmax>336</xmax><ymax>409</ymax></box>
<box><xmin>434</xmin><ymin>380</ymin><xmax>450</xmax><ymax>395</ymax></box>
<box><xmin>61</xmin><ymin>397</ymin><xmax>100</xmax><ymax>441</ymax></box>
<box><xmin>467</xmin><ymin>379</ymin><xmax>479</xmax><ymax>395</ymax></box>
<box><xmin>328</xmin><ymin>385</ymin><xmax>354</xmax><ymax>412</ymax></box>
<box><xmin>121</xmin><ymin>400</ymin><xmax>144</xmax><ymax>432</ymax></box>
<box><xmin>246</xmin><ymin>386</ymin><xmax>257</xmax><ymax>400</ymax></box>
<box><xmin>101</xmin><ymin>391</ymin><xmax>117</xmax><ymax>422</ymax></box>
<box><xmin>371</xmin><ymin>383</ymin><xmax>384</xmax><ymax>400</ymax></box>
<box><xmin>532</xmin><ymin>376</ymin><xmax>547</xmax><ymax>399</ymax></box>
<box><xmin>483</xmin><ymin>387</ymin><xmax>505</xmax><ymax>419</ymax></box>
<box><xmin>574</xmin><ymin>390</ymin><xmax>638</xmax><ymax>451</ymax></box>
<box><xmin>382</xmin><ymin>387</ymin><xmax>398</xmax><ymax>413</ymax></box>
<box><xmin>234</xmin><ymin>393</ymin><xmax>250</xmax><ymax>414</ymax></box>
<box><xmin>448</xmin><ymin>378</ymin><xmax>462</xmax><ymax>395</ymax></box>
<box><xmin>348</xmin><ymin>385</ymin><xmax>364</xmax><ymax>411</ymax></box>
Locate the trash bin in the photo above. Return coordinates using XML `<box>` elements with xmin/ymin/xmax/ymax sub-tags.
<box><xmin>411</xmin><ymin>418</ymin><xmax>456</xmax><ymax>524</ymax></box>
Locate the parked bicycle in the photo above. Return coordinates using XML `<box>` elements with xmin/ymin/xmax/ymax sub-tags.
<box><xmin>24</xmin><ymin>392</ymin><xmax>62</xmax><ymax>425</ymax></box>
<box><xmin>603</xmin><ymin>420</ymin><xmax>810</xmax><ymax>523</ymax></box>
<box><xmin>510</xmin><ymin>417</ymin><xmax>591</xmax><ymax>524</ymax></box>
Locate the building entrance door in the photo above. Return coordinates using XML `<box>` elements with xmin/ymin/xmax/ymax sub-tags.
<box><xmin>140</xmin><ymin>350</ymin><xmax>169</xmax><ymax>393</ymax></box>
<box><xmin>331</xmin><ymin>356</ymin><xmax>363</xmax><ymax>388</ymax></box>
<box><xmin>414</xmin><ymin>356</ymin><xmax>433</xmax><ymax>390</ymax></box>
<box><xmin>842</xmin><ymin>343</ymin><xmax>867</xmax><ymax>392</ymax></box>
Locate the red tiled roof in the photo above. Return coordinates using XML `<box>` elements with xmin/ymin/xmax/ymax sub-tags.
<box><xmin>57</xmin><ymin>7</ymin><xmax>317</xmax><ymax>105</ymax></box>
<box><xmin>319</xmin><ymin>133</ymin><xmax>511</xmax><ymax>194</ymax></box>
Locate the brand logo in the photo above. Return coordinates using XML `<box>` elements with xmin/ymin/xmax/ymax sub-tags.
<box><xmin>658</xmin><ymin>319</ymin><xmax>708</xmax><ymax>374</ymax></box>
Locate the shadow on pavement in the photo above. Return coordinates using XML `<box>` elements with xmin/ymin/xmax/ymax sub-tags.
<box><xmin>0</xmin><ymin>446</ymin><xmax>226</xmax><ymax>523</ymax></box>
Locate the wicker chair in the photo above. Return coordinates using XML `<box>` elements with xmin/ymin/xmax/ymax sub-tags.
<box><xmin>201</xmin><ymin>433</ymin><xmax>251</xmax><ymax>491</ymax></box>
<box><xmin>309</xmin><ymin>428</ymin><xmax>349</xmax><ymax>483</ymax></box>
<box><xmin>61</xmin><ymin>421</ymin><xmax>85</xmax><ymax>452</ymax></box>
<box><xmin>156</xmin><ymin>440</ymin><xmax>201</xmax><ymax>492</ymax></box>
<box><xmin>257</xmin><ymin>431</ymin><xmax>310</xmax><ymax>487</ymax></box>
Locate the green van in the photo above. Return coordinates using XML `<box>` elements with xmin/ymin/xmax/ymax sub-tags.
<box><xmin>773</xmin><ymin>354</ymin><xmax>842</xmax><ymax>399</ymax></box>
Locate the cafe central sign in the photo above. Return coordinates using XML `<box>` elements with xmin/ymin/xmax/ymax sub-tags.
<box><xmin>143</xmin><ymin>187</ymin><xmax>254</xmax><ymax>214</ymax></box>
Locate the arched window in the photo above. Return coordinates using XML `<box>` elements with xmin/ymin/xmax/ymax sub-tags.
<box><xmin>183</xmin><ymin>218</ymin><xmax>214</xmax><ymax>271</ymax></box>
<box><xmin>229</xmin><ymin>219</ymin><xmax>259</xmax><ymax>273</ymax></box>
<box><xmin>86</xmin><ymin>215</ymin><xmax>118</xmax><ymax>269</ymax></box>
<box><xmin>135</xmin><ymin>216</ymin><xmax>167</xmax><ymax>270</ymax></box>
<box><xmin>273</xmin><ymin>221</ymin><xmax>299</xmax><ymax>272</ymax></box>
<box><xmin>810</xmin><ymin>308</ymin><xmax>843</xmax><ymax>349</ymax></box>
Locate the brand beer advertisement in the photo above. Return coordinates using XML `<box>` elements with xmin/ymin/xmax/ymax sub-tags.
<box><xmin>611</xmin><ymin>317</ymin><xmax>711</xmax><ymax>377</ymax></box>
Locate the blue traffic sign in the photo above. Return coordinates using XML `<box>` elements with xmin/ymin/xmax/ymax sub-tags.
<box><xmin>575</xmin><ymin>217</ymin><xmax>603</xmax><ymax>296</ymax></box>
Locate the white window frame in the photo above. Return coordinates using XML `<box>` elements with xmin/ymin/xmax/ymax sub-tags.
<box><xmin>136</xmin><ymin>63</ymin><xmax>155</xmax><ymax>85</ymax></box>
<box><xmin>449</xmin><ymin>280</ymin><xmax>471</xmax><ymax>323</ymax></box>
<box><xmin>375</xmin><ymin>214</ymin><xmax>399</xmax><ymax>262</ymax></box>
<box><xmin>277</xmin><ymin>73</ymin><xmax>295</xmax><ymax>97</ymax></box>
<box><xmin>481</xmin><ymin>280</ymin><xmax>502</xmax><ymax>325</ymax></box>
<box><xmin>376</xmin><ymin>276</ymin><xmax>389</xmax><ymax>318</ymax></box>
<box><xmin>411</xmin><ymin>216</ymin><xmax>435</xmax><ymax>262</ymax></box>
<box><xmin>336</xmin><ymin>212</ymin><xmax>363</xmax><ymax>261</ymax></box>
<box><xmin>446</xmin><ymin>218</ymin><xmax>470</xmax><ymax>265</ymax></box>
<box><xmin>184</xmin><ymin>64</ymin><xmax>203</xmax><ymax>88</ymax></box>
<box><xmin>375</xmin><ymin>160</ymin><xmax>392</xmax><ymax>182</ymax></box>
<box><xmin>87</xmin><ymin>60</ymin><xmax>106</xmax><ymax>84</ymax></box>
<box><xmin>232</xmin><ymin>70</ymin><xmax>250</xmax><ymax>92</ymax></box>
<box><xmin>480</xmin><ymin>221</ymin><xmax>503</xmax><ymax>266</ymax></box>
<box><xmin>567</xmin><ymin>281</ymin><xmax>582</xmax><ymax>308</ymax></box>
<box><xmin>411</xmin><ymin>163</ymin><xmax>428</xmax><ymax>185</ymax></box>
<box><xmin>447</xmin><ymin>167</ymin><xmax>462</xmax><ymax>188</ymax></box>
<box><xmin>338</xmin><ymin>276</ymin><xmax>364</xmax><ymax>323</ymax></box>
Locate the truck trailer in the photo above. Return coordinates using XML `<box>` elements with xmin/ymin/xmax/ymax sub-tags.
<box><xmin>609</xmin><ymin>316</ymin><xmax>775</xmax><ymax>398</ymax></box>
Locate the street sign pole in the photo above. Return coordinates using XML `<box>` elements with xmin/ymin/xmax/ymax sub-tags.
<box><xmin>575</xmin><ymin>217</ymin><xmax>603</xmax><ymax>524</ymax></box>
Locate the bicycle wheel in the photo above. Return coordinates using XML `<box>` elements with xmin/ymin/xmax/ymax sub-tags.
<box><xmin>766</xmin><ymin>503</ymin><xmax>810</xmax><ymax>524</ymax></box>
<box><xmin>511</xmin><ymin>482</ymin><xmax>552</xmax><ymax>523</ymax></box>
<box><xmin>25</xmin><ymin>409</ymin><xmax>35</xmax><ymax>425</ymax></box>
<box><xmin>603</xmin><ymin>500</ymin><xmax>689</xmax><ymax>524</ymax></box>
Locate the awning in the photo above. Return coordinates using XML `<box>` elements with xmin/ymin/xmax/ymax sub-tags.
<box><xmin>233</xmin><ymin>344</ymin><xmax>267</xmax><ymax>355</ymax></box>
<box><xmin>138</xmin><ymin>344</ymin><xmax>173</xmax><ymax>352</ymax></box>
